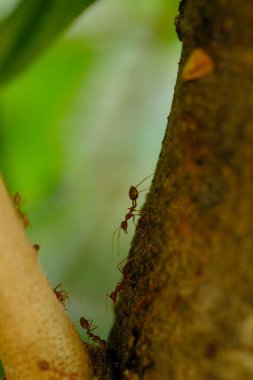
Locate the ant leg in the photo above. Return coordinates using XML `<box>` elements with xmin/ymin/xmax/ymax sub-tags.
<box><xmin>114</xmin><ymin>227</ymin><xmax>122</xmax><ymax>256</ymax></box>
<box><xmin>130</xmin><ymin>212</ymin><xmax>142</xmax><ymax>226</ymax></box>
<box><xmin>112</xmin><ymin>226</ymin><xmax>121</xmax><ymax>254</ymax></box>
<box><xmin>117</xmin><ymin>227</ymin><xmax>121</xmax><ymax>255</ymax></box>
<box><xmin>138</xmin><ymin>183</ymin><xmax>160</xmax><ymax>194</ymax></box>
<box><xmin>87</xmin><ymin>321</ymin><xmax>97</xmax><ymax>334</ymax></box>
<box><xmin>117</xmin><ymin>257</ymin><xmax>128</xmax><ymax>274</ymax></box>
<box><xmin>106</xmin><ymin>292</ymin><xmax>116</xmax><ymax>312</ymax></box>
<box><xmin>117</xmin><ymin>255</ymin><xmax>136</xmax><ymax>279</ymax></box>
<box><xmin>137</xmin><ymin>187</ymin><xmax>150</xmax><ymax>194</ymax></box>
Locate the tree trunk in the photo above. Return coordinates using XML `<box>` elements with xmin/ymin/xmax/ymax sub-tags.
<box><xmin>107</xmin><ymin>1</ymin><xmax>253</xmax><ymax>379</ymax></box>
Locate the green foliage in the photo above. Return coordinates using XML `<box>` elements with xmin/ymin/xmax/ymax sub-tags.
<box><xmin>0</xmin><ymin>40</ymin><xmax>95</xmax><ymax>200</ymax></box>
<box><xmin>0</xmin><ymin>1</ymin><xmax>180</xmax><ymax>377</ymax></box>
<box><xmin>0</xmin><ymin>0</ymin><xmax>97</xmax><ymax>83</ymax></box>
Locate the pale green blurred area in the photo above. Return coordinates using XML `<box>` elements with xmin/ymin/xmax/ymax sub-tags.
<box><xmin>0</xmin><ymin>0</ymin><xmax>181</xmax><ymax>351</ymax></box>
<box><xmin>0</xmin><ymin>0</ymin><xmax>20</xmax><ymax>20</ymax></box>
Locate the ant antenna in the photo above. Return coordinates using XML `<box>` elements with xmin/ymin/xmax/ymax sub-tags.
<box><xmin>112</xmin><ymin>226</ymin><xmax>121</xmax><ymax>255</ymax></box>
<box><xmin>134</xmin><ymin>173</ymin><xmax>153</xmax><ymax>189</ymax></box>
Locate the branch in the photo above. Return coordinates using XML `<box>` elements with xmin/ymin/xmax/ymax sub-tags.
<box><xmin>0</xmin><ymin>0</ymin><xmax>98</xmax><ymax>83</ymax></box>
<box><xmin>0</xmin><ymin>176</ymin><xmax>95</xmax><ymax>379</ymax></box>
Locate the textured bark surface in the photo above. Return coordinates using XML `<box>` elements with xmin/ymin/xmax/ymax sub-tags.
<box><xmin>0</xmin><ymin>178</ymin><xmax>94</xmax><ymax>380</ymax></box>
<box><xmin>107</xmin><ymin>1</ymin><xmax>253</xmax><ymax>379</ymax></box>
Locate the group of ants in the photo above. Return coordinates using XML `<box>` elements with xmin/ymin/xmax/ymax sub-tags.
<box><xmin>12</xmin><ymin>174</ymin><xmax>153</xmax><ymax>351</ymax></box>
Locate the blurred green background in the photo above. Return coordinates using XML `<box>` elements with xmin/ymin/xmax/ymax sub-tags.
<box><xmin>0</xmin><ymin>0</ymin><xmax>180</xmax><ymax>373</ymax></box>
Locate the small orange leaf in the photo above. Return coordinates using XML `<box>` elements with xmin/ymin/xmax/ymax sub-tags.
<box><xmin>181</xmin><ymin>48</ymin><xmax>214</xmax><ymax>81</ymax></box>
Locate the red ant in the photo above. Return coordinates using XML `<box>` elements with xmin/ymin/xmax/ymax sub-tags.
<box><xmin>131</xmin><ymin>282</ymin><xmax>158</xmax><ymax>314</ymax></box>
<box><xmin>107</xmin><ymin>256</ymin><xmax>136</xmax><ymax>306</ymax></box>
<box><xmin>112</xmin><ymin>174</ymin><xmax>153</xmax><ymax>253</ymax></box>
<box><xmin>132</xmin><ymin>293</ymin><xmax>153</xmax><ymax>314</ymax></box>
<box><xmin>128</xmin><ymin>174</ymin><xmax>153</xmax><ymax>208</ymax></box>
<box><xmin>117</xmin><ymin>256</ymin><xmax>134</xmax><ymax>277</ymax></box>
<box><xmin>107</xmin><ymin>281</ymin><xmax>126</xmax><ymax>304</ymax></box>
<box><xmin>33</xmin><ymin>243</ymin><xmax>40</xmax><ymax>252</ymax></box>
<box><xmin>13</xmin><ymin>192</ymin><xmax>30</xmax><ymax>229</ymax></box>
<box><xmin>80</xmin><ymin>317</ymin><xmax>106</xmax><ymax>348</ymax></box>
<box><xmin>53</xmin><ymin>283</ymin><xmax>70</xmax><ymax>308</ymax></box>
<box><xmin>112</xmin><ymin>208</ymin><xmax>137</xmax><ymax>253</ymax></box>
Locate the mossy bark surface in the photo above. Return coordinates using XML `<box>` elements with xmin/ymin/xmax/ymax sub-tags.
<box><xmin>107</xmin><ymin>1</ymin><xmax>253</xmax><ymax>379</ymax></box>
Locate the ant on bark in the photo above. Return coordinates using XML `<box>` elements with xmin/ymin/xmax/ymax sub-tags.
<box><xmin>107</xmin><ymin>281</ymin><xmax>127</xmax><ymax>304</ymax></box>
<box><xmin>53</xmin><ymin>283</ymin><xmax>70</xmax><ymax>308</ymax></box>
<box><xmin>117</xmin><ymin>256</ymin><xmax>134</xmax><ymax>277</ymax></box>
<box><xmin>112</xmin><ymin>174</ymin><xmax>153</xmax><ymax>253</ymax></box>
<box><xmin>107</xmin><ymin>256</ymin><xmax>137</xmax><ymax>306</ymax></box>
<box><xmin>132</xmin><ymin>292</ymin><xmax>153</xmax><ymax>314</ymax></box>
<box><xmin>12</xmin><ymin>192</ymin><xmax>30</xmax><ymax>229</ymax></box>
<box><xmin>80</xmin><ymin>317</ymin><xmax>106</xmax><ymax>348</ymax></box>
<box><xmin>33</xmin><ymin>243</ymin><xmax>40</xmax><ymax>252</ymax></box>
<box><xmin>128</xmin><ymin>174</ymin><xmax>153</xmax><ymax>208</ymax></box>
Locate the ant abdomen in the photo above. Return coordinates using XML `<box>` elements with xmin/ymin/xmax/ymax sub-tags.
<box><xmin>129</xmin><ymin>185</ymin><xmax>138</xmax><ymax>203</ymax></box>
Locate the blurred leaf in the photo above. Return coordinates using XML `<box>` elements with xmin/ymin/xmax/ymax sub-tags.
<box><xmin>0</xmin><ymin>0</ymin><xmax>97</xmax><ymax>84</ymax></box>
<box><xmin>0</xmin><ymin>39</ymin><xmax>96</xmax><ymax>201</ymax></box>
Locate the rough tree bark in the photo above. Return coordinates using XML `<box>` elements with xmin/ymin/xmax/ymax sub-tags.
<box><xmin>0</xmin><ymin>178</ymin><xmax>98</xmax><ymax>379</ymax></box>
<box><xmin>107</xmin><ymin>1</ymin><xmax>253</xmax><ymax>379</ymax></box>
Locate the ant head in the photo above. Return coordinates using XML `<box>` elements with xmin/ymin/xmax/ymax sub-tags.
<box><xmin>13</xmin><ymin>192</ymin><xmax>21</xmax><ymax>204</ymax></box>
<box><xmin>55</xmin><ymin>292</ymin><xmax>62</xmax><ymax>301</ymax></box>
<box><xmin>23</xmin><ymin>217</ymin><xmax>30</xmax><ymax>228</ymax></box>
<box><xmin>120</xmin><ymin>220</ymin><xmax>128</xmax><ymax>232</ymax></box>
<box><xmin>100</xmin><ymin>340</ymin><xmax>107</xmax><ymax>349</ymax></box>
<box><xmin>80</xmin><ymin>317</ymin><xmax>90</xmax><ymax>330</ymax></box>
<box><xmin>129</xmin><ymin>186</ymin><xmax>138</xmax><ymax>202</ymax></box>
<box><xmin>109</xmin><ymin>291</ymin><xmax>117</xmax><ymax>303</ymax></box>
